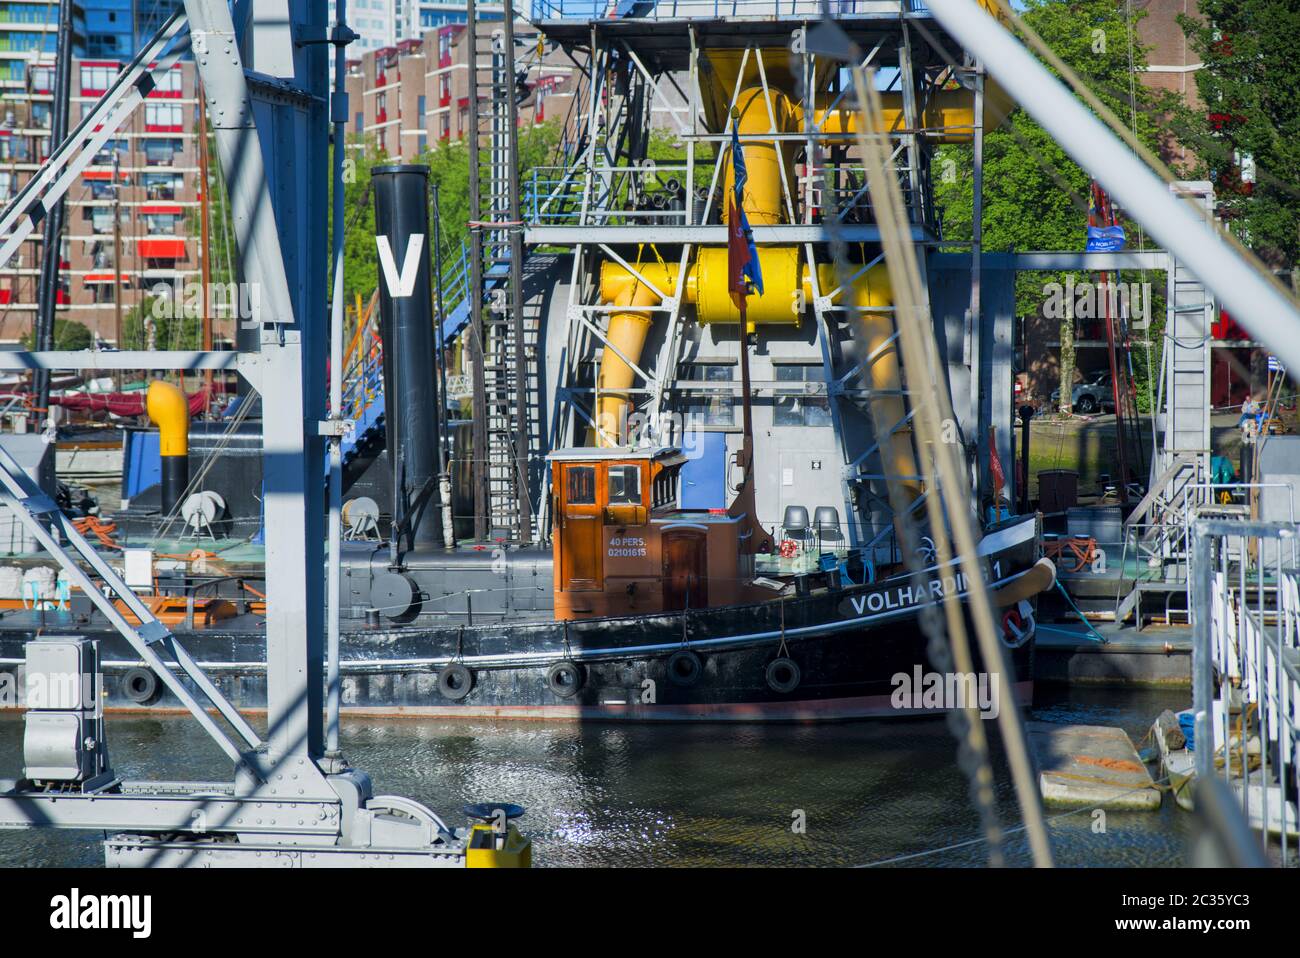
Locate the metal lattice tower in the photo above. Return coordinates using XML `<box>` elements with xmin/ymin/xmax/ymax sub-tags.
<box><xmin>527</xmin><ymin>4</ymin><xmax>962</xmax><ymax>554</ymax></box>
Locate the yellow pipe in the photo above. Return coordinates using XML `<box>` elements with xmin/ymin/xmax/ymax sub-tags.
<box><xmin>147</xmin><ymin>379</ymin><xmax>190</xmax><ymax>515</ymax></box>
<box><xmin>812</xmin><ymin>84</ymin><xmax>1014</xmax><ymax>144</ymax></box>
<box><xmin>722</xmin><ymin>87</ymin><xmax>799</xmax><ymax>225</ymax></box>
<box><xmin>146</xmin><ymin>380</ymin><xmax>189</xmax><ymax>457</ymax></box>
<box><xmin>597</xmin><ymin>258</ymin><xmax>922</xmax><ymax>505</ymax></box>
<box><xmin>595</xmin><ymin>273</ymin><xmax>660</xmax><ymax>446</ymax></box>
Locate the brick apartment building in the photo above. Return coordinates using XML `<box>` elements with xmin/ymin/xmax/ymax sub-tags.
<box><xmin>0</xmin><ymin>54</ymin><xmax>203</xmax><ymax>346</ymax></box>
<box><xmin>0</xmin><ymin>1</ymin><xmax>213</xmax><ymax>347</ymax></box>
<box><xmin>1135</xmin><ymin>0</ymin><xmax>1205</xmax><ymax>169</ymax></box>
<box><xmin>344</xmin><ymin>20</ymin><xmax>576</xmax><ymax>161</ymax></box>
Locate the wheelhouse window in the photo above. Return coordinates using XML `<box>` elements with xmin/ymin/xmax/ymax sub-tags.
<box><xmin>773</xmin><ymin>363</ymin><xmax>831</xmax><ymax>427</ymax></box>
<box><xmin>566</xmin><ymin>466</ymin><xmax>596</xmax><ymax>506</ymax></box>
<box><xmin>608</xmin><ymin>464</ymin><xmax>641</xmax><ymax>504</ymax></box>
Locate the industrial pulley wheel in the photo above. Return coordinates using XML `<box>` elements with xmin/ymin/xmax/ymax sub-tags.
<box><xmin>666</xmin><ymin>649</ymin><xmax>703</xmax><ymax>688</ymax></box>
<box><xmin>546</xmin><ymin>660</ymin><xmax>584</xmax><ymax>699</ymax></box>
<box><xmin>765</xmin><ymin>657</ymin><xmax>801</xmax><ymax>695</ymax></box>
<box><xmin>437</xmin><ymin>663</ymin><xmax>474</xmax><ymax>701</ymax></box>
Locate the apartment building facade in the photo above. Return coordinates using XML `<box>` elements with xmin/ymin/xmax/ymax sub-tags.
<box><xmin>329</xmin><ymin>0</ymin><xmax>505</xmax><ymax>54</ymax></box>
<box><xmin>344</xmin><ymin>19</ymin><xmax>574</xmax><ymax>161</ymax></box>
<box><xmin>0</xmin><ymin>51</ymin><xmax>204</xmax><ymax>345</ymax></box>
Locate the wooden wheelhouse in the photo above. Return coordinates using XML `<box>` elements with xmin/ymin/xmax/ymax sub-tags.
<box><xmin>548</xmin><ymin>447</ymin><xmax>753</xmax><ymax>620</ymax></box>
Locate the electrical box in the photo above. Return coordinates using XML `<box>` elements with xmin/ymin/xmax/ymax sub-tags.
<box><xmin>21</xmin><ymin>637</ymin><xmax>113</xmax><ymax>789</ymax></box>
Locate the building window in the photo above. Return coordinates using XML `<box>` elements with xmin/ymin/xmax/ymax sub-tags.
<box><xmin>144</xmin><ymin>103</ymin><xmax>184</xmax><ymax>131</ymax></box>
<box><xmin>85</xmin><ymin>207</ymin><xmax>127</xmax><ymax>235</ymax></box>
<box><xmin>79</xmin><ymin>64</ymin><xmax>117</xmax><ymax>95</ymax></box>
<box><xmin>355</xmin><ymin>111</ymin><xmax>363</xmax><ymax>134</ymax></box>
<box><xmin>142</xmin><ymin>172</ymin><xmax>182</xmax><ymax>201</ymax></box>
<box><xmin>29</xmin><ymin>66</ymin><xmax>53</xmax><ymax>93</ymax></box>
<box><xmin>439</xmin><ymin>114</ymin><xmax>449</xmax><ymax>140</ymax></box>
<box><xmin>142</xmin><ymin>212</ymin><xmax>181</xmax><ymax>235</ymax></box>
<box><xmin>773</xmin><ymin>363</ymin><xmax>832</xmax><ymax>427</ymax></box>
<box><xmin>151</xmin><ymin>68</ymin><xmax>183</xmax><ymax>96</ymax></box>
<box><xmin>0</xmin><ymin>137</ymin><xmax>27</xmax><ymax>163</ymax></box>
<box><xmin>678</xmin><ymin>362</ymin><xmax>735</xmax><ymax>427</ymax></box>
<box><xmin>143</xmin><ymin>139</ymin><xmax>181</xmax><ymax>166</ymax></box>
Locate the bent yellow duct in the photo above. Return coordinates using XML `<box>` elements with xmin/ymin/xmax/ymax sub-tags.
<box><xmin>147</xmin><ymin>380</ymin><xmax>189</xmax><ymax>514</ymax></box>
<box><xmin>595</xmin><ymin>274</ymin><xmax>660</xmax><ymax>443</ymax></box>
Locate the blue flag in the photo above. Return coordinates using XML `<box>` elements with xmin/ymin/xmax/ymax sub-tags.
<box><xmin>729</xmin><ymin>125</ymin><xmax>763</xmax><ymax>298</ymax></box>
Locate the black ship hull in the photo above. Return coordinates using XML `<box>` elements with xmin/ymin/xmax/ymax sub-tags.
<box><xmin>0</xmin><ymin>518</ymin><xmax>1042</xmax><ymax>722</ymax></box>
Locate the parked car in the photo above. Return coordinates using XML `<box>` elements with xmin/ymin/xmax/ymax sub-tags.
<box><xmin>1050</xmin><ymin>373</ymin><xmax>1115</xmax><ymax>414</ymax></box>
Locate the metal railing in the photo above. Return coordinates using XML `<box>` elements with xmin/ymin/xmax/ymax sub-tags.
<box><xmin>1116</xmin><ymin>481</ymin><xmax>1296</xmax><ymax>624</ymax></box>
<box><xmin>1190</xmin><ymin>517</ymin><xmax>1300</xmax><ymax>866</ymax></box>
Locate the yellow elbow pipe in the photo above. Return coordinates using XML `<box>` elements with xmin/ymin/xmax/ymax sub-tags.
<box><xmin>147</xmin><ymin>380</ymin><xmax>189</xmax><ymax>457</ymax></box>
<box><xmin>723</xmin><ymin>87</ymin><xmax>799</xmax><ymax>226</ymax></box>
<box><xmin>147</xmin><ymin>379</ymin><xmax>190</xmax><ymax>514</ymax></box>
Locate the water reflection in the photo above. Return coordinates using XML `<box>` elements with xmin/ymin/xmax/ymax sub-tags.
<box><xmin>0</xmin><ymin>687</ymin><xmax>1205</xmax><ymax>867</ymax></box>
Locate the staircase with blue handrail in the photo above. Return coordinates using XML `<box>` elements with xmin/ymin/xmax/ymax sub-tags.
<box><xmin>338</xmin><ymin>334</ymin><xmax>386</xmax><ymax>473</ymax></box>
<box><xmin>439</xmin><ymin>240</ymin><xmax>511</xmax><ymax>344</ymax></box>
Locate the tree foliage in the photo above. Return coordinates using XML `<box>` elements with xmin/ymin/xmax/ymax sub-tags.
<box><xmin>24</xmin><ymin>318</ymin><xmax>91</xmax><ymax>351</ymax></box>
<box><xmin>119</xmin><ymin>297</ymin><xmax>204</xmax><ymax>352</ymax></box>
<box><xmin>1171</xmin><ymin>1</ymin><xmax>1300</xmax><ymax>273</ymax></box>
<box><xmin>932</xmin><ymin>0</ymin><xmax>1168</xmax><ymax>412</ymax></box>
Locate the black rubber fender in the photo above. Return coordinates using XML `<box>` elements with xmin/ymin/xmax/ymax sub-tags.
<box><xmin>765</xmin><ymin>657</ymin><xmax>801</xmax><ymax>695</ymax></box>
<box><xmin>546</xmin><ymin>660</ymin><xmax>584</xmax><ymax>699</ymax></box>
<box><xmin>121</xmin><ymin>667</ymin><xmax>162</xmax><ymax>706</ymax></box>
<box><xmin>437</xmin><ymin>662</ymin><xmax>474</xmax><ymax>701</ymax></box>
<box><xmin>666</xmin><ymin>649</ymin><xmax>703</xmax><ymax>688</ymax></box>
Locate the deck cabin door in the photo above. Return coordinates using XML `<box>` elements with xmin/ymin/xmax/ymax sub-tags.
<box><xmin>662</xmin><ymin>527</ymin><xmax>708</xmax><ymax>611</ymax></box>
<box><xmin>559</xmin><ymin>464</ymin><xmax>603</xmax><ymax>592</ymax></box>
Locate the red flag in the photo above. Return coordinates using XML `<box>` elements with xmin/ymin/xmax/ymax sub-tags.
<box><xmin>727</xmin><ymin>194</ymin><xmax>750</xmax><ymax>318</ymax></box>
<box><xmin>989</xmin><ymin>426</ymin><xmax>1005</xmax><ymax>503</ymax></box>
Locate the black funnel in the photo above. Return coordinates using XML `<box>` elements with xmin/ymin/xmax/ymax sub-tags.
<box><xmin>373</xmin><ymin>164</ymin><xmax>443</xmax><ymax>548</ymax></box>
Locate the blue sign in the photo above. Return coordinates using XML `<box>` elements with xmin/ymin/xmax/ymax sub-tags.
<box><xmin>1085</xmin><ymin>225</ymin><xmax>1126</xmax><ymax>252</ymax></box>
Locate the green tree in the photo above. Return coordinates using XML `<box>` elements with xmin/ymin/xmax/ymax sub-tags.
<box><xmin>24</xmin><ymin>318</ymin><xmax>92</xmax><ymax>351</ymax></box>
<box><xmin>120</xmin><ymin>296</ymin><xmax>204</xmax><ymax>351</ymax></box>
<box><xmin>1171</xmin><ymin>2</ymin><xmax>1300</xmax><ymax>275</ymax></box>
<box><xmin>933</xmin><ymin>0</ymin><xmax>1167</xmax><ymax>413</ymax></box>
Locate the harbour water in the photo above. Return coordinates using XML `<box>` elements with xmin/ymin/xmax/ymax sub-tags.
<box><xmin>0</xmin><ymin>687</ymin><xmax>1207</xmax><ymax>867</ymax></box>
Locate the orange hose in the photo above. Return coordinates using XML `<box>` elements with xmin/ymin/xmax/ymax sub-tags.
<box><xmin>73</xmin><ymin>516</ymin><xmax>120</xmax><ymax>549</ymax></box>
